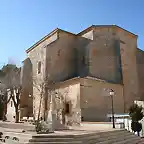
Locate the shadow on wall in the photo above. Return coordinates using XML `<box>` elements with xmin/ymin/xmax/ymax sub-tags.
<box><xmin>20</xmin><ymin>58</ymin><xmax>33</xmax><ymax>117</ymax></box>
<box><xmin>81</xmin><ymin>107</ymin><xmax>109</xmax><ymax>122</ymax></box>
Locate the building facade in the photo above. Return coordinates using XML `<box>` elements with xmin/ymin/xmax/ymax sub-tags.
<box><xmin>21</xmin><ymin>25</ymin><xmax>144</xmax><ymax>124</ymax></box>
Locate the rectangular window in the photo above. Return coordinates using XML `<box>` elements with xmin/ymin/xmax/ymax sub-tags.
<box><xmin>65</xmin><ymin>103</ymin><xmax>70</xmax><ymax>114</ymax></box>
<box><xmin>11</xmin><ymin>101</ymin><xmax>13</xmax><ymax>107</ymax></box>
<box><xmin>37</xmin><ymin>61</ymin><xmax>41</xmax><ymax>74</ymax></box>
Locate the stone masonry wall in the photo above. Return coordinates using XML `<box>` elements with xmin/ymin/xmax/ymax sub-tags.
<box><xmin>136</xmin><ymin>48</ymin><xmax>144</xmax><ymax>100</ymax></box>
<box><xmin>80</xmin><ymin>77</ymin><xmax>124</xmax><ymax>122</ymax></box>
<box><xmin>56</xmin><ymin>78</ymin><xmax>81</xmax><ymax>126</ymax></box>
<box><xmin>117</xmin><ymin>29</ymin><xmax>139</xmax><ymax>112</ymax></box>
<box><xmin>20</xmin><ymin>58</ymin><xmax>33</xmax><ymax>118</ymax></box>
<box><xmin>27</xmin><ymin>32</ymin><xmax>52</xmax><ymax>119</ymax></box>
<box><xmin>87</xmin><ymin>27</ymin><xmax>122</xmax><ymax>83</ymax></box>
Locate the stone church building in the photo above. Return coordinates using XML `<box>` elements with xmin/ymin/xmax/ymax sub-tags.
<box><xmin>20</xmin><ymin>25</ymin><xmax>144</xmax><ymax>124</ymax></box>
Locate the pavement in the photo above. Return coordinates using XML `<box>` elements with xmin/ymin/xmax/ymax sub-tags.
<box><xmin>0</xmin><ymin>121</ymin><xmax>35</xmax><ymax>144</ymax></box>
<box><xmin>0</xmin><ymin>121</ymin><xmax>144</xmax><ymax>144</ymax></box>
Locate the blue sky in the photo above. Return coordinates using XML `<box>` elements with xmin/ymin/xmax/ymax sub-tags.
<box><xmin>0</xmin><ymin>0</ymin><xmax>144</xmax><ymax>68</ymax></box>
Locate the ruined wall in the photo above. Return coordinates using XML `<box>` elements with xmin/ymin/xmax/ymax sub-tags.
<box><xmin>80</xmin><ymin>77</ymin><xmax>124</xmax><ymax>122</ymax></box>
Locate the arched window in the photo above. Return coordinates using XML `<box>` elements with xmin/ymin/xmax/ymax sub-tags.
<box><xmin>37</xmin><ymin>61</ymin><xmax>41</xmax><ymax>74</ymax></box>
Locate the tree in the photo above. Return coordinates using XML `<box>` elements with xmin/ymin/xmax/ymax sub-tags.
<box><xmin>0</xmin><ymin>66</ymin><xmax>21</xmax><ymax>123</ymax></box>
<box><xmin>33</xmin><ymin>73</ymin><xmax>70</xmax><ymax>133</ymax></box>
<box><xmin>1</xmin><ymin>64</ymin><xmax>17</xmax><ymax>75</ymax></box>
<box><xmin>0</xmin><ymin>84</ymin><xmax>13</xmax><ymax>121</ymax></box>
<box><xmin>0</xmin><ymin>98</ymin><xmax>4</xmax><ymax>119</ymax></box>
<box><xmin>0</xmin><ymin>80</ymin><xmax>7</xmax><ymax>121</ymax></box>
<box><xmin>129</xmin><ymin>103</ymin><xmax>144</xmax><ymax>136</ymax></box>
<box><xmin>9</xmin><ymin>86</ymin><xmax>21</xmax><ymax>123</ymax></box>
<box><xmin>33</xmin><ymin>77</ymin><xmax>45</xmax><ymax>121</ymax></box>
<box><xmin>33</xmin><ymin>75</ymin><xmax>67</xmax><ymax>121</ymax></box>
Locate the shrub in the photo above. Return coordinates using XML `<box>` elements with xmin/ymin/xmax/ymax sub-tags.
<box><xmin>129</xmin><ymin>104</ymin><xmax>144</xmax><ymax>136</ymax></box>
<box><xmin>35</xmin><ymin>120</ymin><xmax>43</xmax><ymax>132</ymax></box>
<box><xmin>0</xmin><ymin>132</ymin><xmax>3</xmax><ymax>138</ymax></box>
<box><xmin>35</xmin><ymin>120</ymin><xmax>51</xmax><ymax>133</ymax></box>
<box><xmin>12</xmin><ymin>137</ymin><xmax>19</xmax><ymax>141</ymax></box>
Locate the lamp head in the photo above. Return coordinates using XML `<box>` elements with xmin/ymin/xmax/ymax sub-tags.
<box><xmin>109</xmin><ymin>89</ymin><xmax>114</xmax><ymax>96</ymax></box>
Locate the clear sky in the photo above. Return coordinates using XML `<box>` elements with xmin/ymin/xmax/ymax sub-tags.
<box><xmin>0</xmin><ymin>0</ymin><xmax>144</xmax><ymax>68</ymax></box>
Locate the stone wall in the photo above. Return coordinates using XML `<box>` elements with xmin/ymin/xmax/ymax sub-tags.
<box><xmin>87</xmin><ymin>28</ymin><xmax>122</xmax><ymax>83</ymax></box>
<box><xmin>27</xmin><ymin>32</ymin><xmax>48</xmax><ymax>119</ymax></box>
<box><xmin>55</xmin><ymin>78</ymin><xmax>81</xmax><ymax>126</ymax></box>
<box><xmin>45</xmin><ymin>31</ymin><xmax>77</xmax><ymax>81</ymax></box>
<box><xmin>136</xmin><ymin>48</ymin><xmax>144</xmax><ymax>100</ymax></box>
<box><xmin>23</xmin><ymin>25</ymin><xmax>142</xmax><ymax>122</ymax></box>
<box><xmin>20</xmin><ymin>58</ymin><xmax>33</xmax><ymax>118</ymax></box>
<box><xmin>81</xmin><ymin>26</ymin><xmax>139</xmax><ymax>112</ymax></box>
<box><xmin>117</xmin><ymin>29</ymin><xmax>139</xmax><ymax>112</ymax></box>
<box><xmin>80</xmin><ymin>77</ymin><xmax>124</xmax><ymax>122</ymax></box>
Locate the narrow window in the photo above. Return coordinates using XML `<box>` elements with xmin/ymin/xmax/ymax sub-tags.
<box><xmin>65</xmin><ymin>103</ymin><xmax>70</xmax><ymax>114</ymax></box>
<box><xmin>37</xmin><ymin>61</ymin><xmax>41</xmax><ymax>74</ymax></box>
<box><xmin>11</xmin><ymin>101</ymin><xmax>13</xmax><ymax>107</ymax></box>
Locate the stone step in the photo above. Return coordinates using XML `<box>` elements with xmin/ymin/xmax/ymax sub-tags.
<box><xmin>28</xmin><ymin>129</ymin><xmax>141</xmax><ymax>144</ymax></box>
<box><xmin>31</xmin><ymin>129</ymin><xmax>125</xmax><ymax>139</ymax></box>
<box><xmin>85</xmin><ymin>132</ymin><xmax>138</xmax><ymax>144</ymax></box>
<box><xmin>30</xmin><ymin>130</ymin><xmax>129</xmax><ymax>143</ymax></box>
<box><xmin>29</xmin><ymin>137</ymin><xmax>75</xmax><ymax>142</ymax></box>
<box><xmin>88</xmin><ymin>132</ymin><xmax>132</xmax><ymax>143</ymax></box>
<box><xmin>28</xmin><ymin>141</ymin><xmax>82</xmax><ymax>144</ymax></box>
<box><xmin>95</xmin><ymin>135</ymin><xmax>139</xmax><ymax>144</ymax></box>
<box><xmin>2</xmin><ymin>131</ymin><xmax>32</xmax><ymax>144</ymax></box>
<box><xmin>113</xmin><ymin>136</ymin><xmax>140</xmax><ymax>144</ymax></box>
<box><xmin>138</xmin><ymin>138</ymin><xmax>144</xmax><ymax>144</ymax></box>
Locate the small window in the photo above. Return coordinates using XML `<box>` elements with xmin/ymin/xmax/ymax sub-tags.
<box><xmin>37</xmin><ymin>61</ymin><xmax>41</xmax><ymax>74</ymax></box>
<box><xmin>11</xmin><ymin>101</ymin><xmax>13</xmax><ymax>107</ymax></box>
<box><xmin>65</xmin><ymin>103</ymin><xmax>70</xmax><ymax>114</ymax></box>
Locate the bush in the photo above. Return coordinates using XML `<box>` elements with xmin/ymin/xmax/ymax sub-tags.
<box><xmin>35</xmin><ymin>120</ymin><xmax>43</xmax><ymax>132</ymax></box>
<box><xmin>129</xmin><ymin>104</ymin><xmax>143</xmax><ymax>121</ymax></box>
<box><xmin>0</xmin><ymin>100</ymin><xmax>4</xmax><ymax>120</ymax></box>
<box><xmin>5</xmin><ymin>136</ymin><xmax>10</xmax><ymax>139</ymax></box>
<box><xmin>129</xmin><ymin>103</ymin><xmax>144</xmax><ymax>136</ymax></box>
<box><xmin>131</xmin><ymin>122</ymin><xmax>142</xmax><ymax>133</ymax></box>
<box><xmin>12</xmin><ymin>137</ymin><xmax>19</xmax><ymax>141</ymax></box>
<box><xmin>35</xmin><ymin>120</ymin><xmax>52</xmax><ymax>133</ymax></box>
<box><xmin>0</xmin><ymin>132</ymin><xmax>3</xmax><ymax>138</ymax></box>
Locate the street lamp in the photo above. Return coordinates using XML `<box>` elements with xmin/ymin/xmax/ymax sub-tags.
<box><xmin>109</xmin><ymin>89</ymin><xmax>115</xmax><ymax>128</ymax></box>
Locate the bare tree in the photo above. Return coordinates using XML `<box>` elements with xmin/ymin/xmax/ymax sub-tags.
<box><xmin>33</xmin><ymin>74</ymin><xmax>70</xmax><ymax>126</ymax></box>
<box><xmin>1</xmin><ymin>67</ymin><xmax>21</xmax><ymax>123</ymax></box>
<box><xmin>0</xmin><ymin>83</ymin><xmax>9</xmax><ymax>121</ymax></box>
<box><xmin>33</xmin><ymin>76</ymin><xmax>45</xmax><ymax>121</ymax></box>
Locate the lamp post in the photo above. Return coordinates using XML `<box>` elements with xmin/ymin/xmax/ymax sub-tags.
<box><xmin>109</xmin><ymin>89</ymin><xmax>115</xmax><ymax>128</ymax></box>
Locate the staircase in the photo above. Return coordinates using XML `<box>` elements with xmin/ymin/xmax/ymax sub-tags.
<box><xmin>28</xmin><ymin>129</ymin><xmax>141</xmax><ymax>144</ymax></box>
